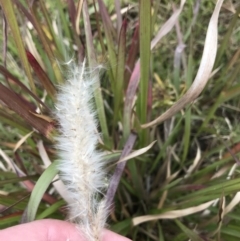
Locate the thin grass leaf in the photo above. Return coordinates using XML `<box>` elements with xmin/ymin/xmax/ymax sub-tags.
<box><xmin>26</xmin><ymin>161</ymin><xmax>58</xmax><ymax>222</ymax></box>
<box><xmin>151</xmin><ymin>0</ymin><xmax>186</xmax><ymax>50</ymax></box>
<box><xmin>98</xmin><ymin>0</ymin><xmax>117</xmax><ymax>78</ymax></box>
<box><xmin>0</xmin><ymin>175</ymin><xmax>37</xmax><ymax>185</ymax></box>
<box><xmin>2</xmin><ymin>14</ymin><xmax>7</xmax><ymax>69</ymax></box>
<box><xmin>224</xmin><ymin>192</ymin><xmax>240</xmax><ymax>214</ymax></box>
<box><xmin>67</xmin><ymin>0</ymin><xmax>77</xmax><ymax>30</ymax></box>
<box><xmin>114</xmin><ymin>0</ymin><xmax>122</xmax><ymax>36</ymax></box>
<box><xmin>13</xmin><ymin>131</ymin><xmax>34</xmax><ymax>153</ymax></box>
<box><xmin>0</xmin><ymin>0</ymin><xmax>35</xmax><ymax>93</ymax></box>
<box><xmin>0</xmin><ymin>213</ymin><xmax>22</xmax><ymax>228</ymax></box>
<box><xmin>0</xmin><ymin>194</ymin><xmax>30</xmax><ymax>212</ymax></box>
<box><xmin>132</xmin><ymin>200</ymin><xmax>215</xmax><ymax>225</ymax></box>
<box><xmin>182</xmin><ymin>53</ymin><xmax>193</xmax><ymax>162</ymax></box>
<box><xmin>174</xmin><ymin>219</ymin><xmax>203</xmax><ymax>241</ymax></box>
<box><xmin>37</xmin><ymin>140</ymin><xmax>73</xmax><ymax>204</ymax></box>
<box><xmin>26</xmin><ymin>51</ymin><xmax>56</xmax><ymax>99</ymax></box>
<box><xmin>124</xmin><ymin>23</ymin><xmax>139</xmax><ymax>87</ymax></box>
<box><xmin>113</xmin><ymin>19</ymin><xmax>127</xmax><ymax>128</ymax></box>
<box><xmin>36</xmin><ymin>199</ymin><xmax>65</xmax><ymax>219</ymax></box>
<box><xmin>75</xmin><ymin>0</ymin><xmax>84</xmax><ymax>35</ymax></box>
<box><xmin>82</xmin><ymin>0</ymin><xmax>110</xmax><ymax>147</ymax></box>
<box><xmin>137</xmin><ymin>0</ymin><xmax>151</xmax><ymax>144</ymax></box>
<box><xmin>123</xmin><ymin>61</ymin><xmax>140</xmax><ymax>142</ymax></box>
<box><xmin>106</xmin><ymin>132</ymin><xmax>137</xmax><ymax>209</ymax></box>
<box><xmin>116</xmin><ymin>140</ymin><xmax>156</xmax><ymax>164</ymax></box>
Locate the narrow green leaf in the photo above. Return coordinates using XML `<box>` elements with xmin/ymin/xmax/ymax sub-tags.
<box><xmin>111</xmin><ymin>218</ymin><xmax>132</xmax><ymax>236</ymax></box>
<box><xmin>0</xmin><ymin>0</ymin><xmax>35</xmax><ymax>93</ymax></box>
<box><xmin>175</xmin><ymin>219</ymin><xmax>203</xmax><ymax>241</ymax></box>
<box><xmin>138</xmin><ymin>0</ymin><xmax>151</xmax><ymax>144</ymax></box>
<box><xmin>0</xmin><ymin>214</ymin><xmax>21</xmax><ymax>228</ymax></box>
<box><xmin>36</xmin><ymin>200</ymin><xmax>65</xmax><ymax>219</ymax></box>
<box><xmin>26</xmin><ymin>161</ymin><xmax>58</xmax><ymax>222</ymax></box>
<box><xmin>182</xmin><ymin>54</ymin><xmax>193</xmax><ymax>162</ymax></box>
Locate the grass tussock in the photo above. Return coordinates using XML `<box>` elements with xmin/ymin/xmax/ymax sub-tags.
<box><xmin>0</xmin><ymin>0</ymin><xmax>240</xmax><ymax>240</ymax></box>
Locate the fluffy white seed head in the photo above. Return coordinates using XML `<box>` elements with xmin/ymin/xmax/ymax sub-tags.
<box><xmin>55</xmin><ymin>61</ymin><xmax>107</xmax><ymax>241</ymax></box>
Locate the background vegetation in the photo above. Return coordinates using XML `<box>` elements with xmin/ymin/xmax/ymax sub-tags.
<box><xmin>0</xmin><ymin>0</ymin><xmax>240</xmax><ymax>240</ymax></box>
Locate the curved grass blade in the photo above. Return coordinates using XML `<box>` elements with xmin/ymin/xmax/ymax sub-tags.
<box><xmin>26</xmin><ymin>161</ymin><xmax>58</xmax><ymax>222</ymax></box>
<box><xmin>175</xmin><ymin>219</ymin><xmax>203</xmax><ymax>241</ymax></box>
<box><xmin>133</xmin><ymin>200</ymin><xmax>215</xmax><ymax>225</ymax></box>
<box><xmin>151</xmin><ymin>0</ymin><xmax>186</xmax><ymax>50</ymax></box>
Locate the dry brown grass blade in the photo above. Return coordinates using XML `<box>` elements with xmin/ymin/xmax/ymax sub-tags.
<box><xmin>225</xmin><ymin>192</ymin><xmax>240</xmax><ymax>214</ymax></box>
<box><xmin>142</xmin><ymin>0</ymin><xmax>224</xmax><ymax>128</ymax></box>
<box><xmin>75</xmin><ymin>0</ymin><xmax>84</xmax><ymax>35</ymax></box>
<box><xmin>13</xmin><ymin>131</ymin><xmax>34</xmax><ymax>153</ymax></box>
<box><xmin>132</xmin><ymin>200</ymin><xmax>215</xmax><ymax>226</ymax></box>
<box><xmin>151</xmin><ymin>0</ymin><xmax>186</xmax><ymax>50</ymax></box>
<box><xmin>116</xmin><ymin>140</ymin><xmax>156</xmax><ymax>164</ymax></box>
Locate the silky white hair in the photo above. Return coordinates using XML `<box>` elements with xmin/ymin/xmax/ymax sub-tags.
<box><xmin>55</xmin><ymin>60</ymin><xmax>107</xmax><ymax>241</ymax></box>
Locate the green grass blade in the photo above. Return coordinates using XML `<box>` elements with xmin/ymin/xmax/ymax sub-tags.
<box><xmin>0</xmin><ymin>0</ymin><xmax>35</xmax><ymax>93</ymax></box>
<box><xmin>138</xmin><ymin>0</ymin><xmax>151</xmax><ymax>145</ymax></box>
<box><xmin>36</xmin><ymin>200</ymin><xmax>65</xmax><ymax>219</ymax></box>
<box><xmin>26</xmin><ymin>161</ymin><xmax>58</xmax><ymax>222</ymax></box>
<box><xmin>175</xmin><ymin>219</ymin><xmax>203</xmax><ymax>241</ymax></box>
<box><xmin>182</xmin><ymin>54</ymin><xmax>193</xmax><ymax>162</ymax></box>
